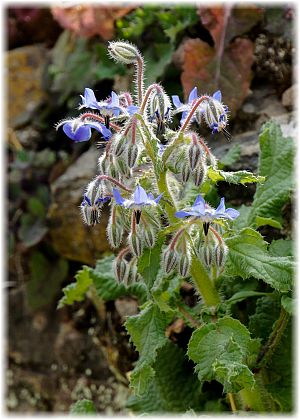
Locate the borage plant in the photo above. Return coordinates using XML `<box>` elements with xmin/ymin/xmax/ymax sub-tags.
<box><xmin>56</xmin><ymin>41</ymin><xmax>294</xmax><ymax>414</ymax></box>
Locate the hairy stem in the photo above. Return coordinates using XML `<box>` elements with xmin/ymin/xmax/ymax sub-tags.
<box><xmin>140</xmin><ymin>83</ymin><xmax>163</xmax><ymax>114</ymax></box>
<box><xmin>136</xmin><ymin>57</ymin><xmax>144</xmax><ymax>105</ymax></box>
<box><xmin>179</xmin><ymin>95</ymin><xmax>209</xmax><ymax>133</ymax></box>
<box><xmin>96</xmin><ymin>175</ymin><xmax>132</xmax><ymax>192</ymax></box>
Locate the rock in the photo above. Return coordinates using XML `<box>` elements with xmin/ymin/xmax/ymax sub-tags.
<box><xmin>48</xmin><ymin>147</ymin><xmax>110</xmax><ymax>264</ymax></box>
<box><xmin>282</xmin><ymin>85</ymin><xmax>296</xmax><ymax>109</ymax></box>
<box><xmin>7</xmin><ymin>45</ymin><xmax>48</xmax><ymax>128</ymax></box>
<box><xmin>115</xmin><ymin>298</ymin><xmax>139</xmax><ymax>318</ymax></box>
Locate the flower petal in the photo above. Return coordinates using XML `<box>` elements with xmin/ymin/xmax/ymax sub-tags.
<box><xmin>63</xmin><ymin>123</ymin><xmax>91</xmax><ymax>142</ymax></box>
<box><xmin>175</xmin><ymin>210</ymin><xmax>193</xmax><ymax>218</ymax></box>
<box><xmin>224</xmin><ymin>208</ymin><xmax>240</xmax><ymax>220</ymax></box>
<box><xmin>188</xmin><ymin>87</ymin><xmax>198</xmax><ymax>103</ymax></box>
<box><xmin>110</xmin><ymin>91</ymin><xmax>119</xmax><ymax>107</ymax></box>
<box><xmin>212</xmin><ymin>90</ymin><xmax>222</xmax><ymax>102</ymax></box>
<box><xmin>172</xmin><ymin>95</ymin><xmax>182</xmax><ymax>109</ymax></box>
<box><xmin>86</xmin><ymin>121</ymin><xmax>112</xmax><ymax>140</ymax></box>
<box><xmin>154</xmin><ymin>193</ymin><xmax>163</xmax><ymax>203</ymax></box>
<box><xmin>215</xmin><ymin>197</ymin><xmax>226</xmax><ymax>214</ymax></box>
<box><xmin>113</xmin><ymin>188</ymin><xmax>125</xmax><ymax>205</ymax></box>
<box><xmin>134</xmin><ymin>185</ymin><xmax>148</xmax><ymax>205</ymax></box>
<box><xmin>193</xmin><ymin>194</ymin><xmax>205</xmax><ymax>208</ymax></box>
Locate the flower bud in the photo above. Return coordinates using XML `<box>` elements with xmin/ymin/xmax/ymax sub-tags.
<box><xmin>215</xmin><ymin>242</ymin><xmax>228</xmax><ymax>269</ymax></box>
<box><xmin>202</xmin><ymin>244</ymin><xmax>215</xmax><ymax>267</ymax></box>
<box><xmin>188</xmin><ymin>137</ymin><xmax>203</xmax><ymax>171</ymax></box>
<box><xmin>126</xmin><ymin>143</ymin><xmax>139</xmax><ymax>168</ymax></box>
<box><xmin>128</xmin><ymin>232</ymin><xmax>144</xmax><ymax>257</ymax></box>
<box><xmin>116</xmin><ymin>157</ymin><xmax>131</xmax><ymax>177</ymax></box>
<box><xmin>113</xmin><ymin>257</ymin><xmax>128</xmax><ymax>283</ymax></box>
<box><xmin>163</xmin><ymin>248</ymin><xmax>178</xmax><ymax>273</ymax></box>
<box><xmin>125</xmin><ymin>258</ymin><xmax>139</xmax><ymax>286</ymax></box>
<box><xmin>193</xmin><ymin>159</ymin><xmax>207</xmax><ymax>187</ymax></box>
<box><xmin>81</xmin><ymin>203</ymin><xmax>101</xmax><ymax>226</ymax></box>
<box><xmin>98</xmin><ymin>154</ymin><xmax>107</xmax><ymax>174</ymax></box>
<box><xmin>206</xmin><ymin>152</ymin><xmax>218</xmax><ymax>170</ymax></box>
<box><xmin>108</xmin><ymin>41</ymin><xmax>142</xmax><ymax>64</ymax></box>
<box><xmin>80</xmin><ymin>178</ymin><xmax>110</xmax><ymax>226</ymax></box>
<box><xmin>149</xmin><ymin>89</ymin><xmax>171</xmax><ymax>123</ymax></box>
<box><xmin>107</xmin><ymin>222</ymin><xmax>123</xmax><ymax>248</ymax></box>
<box><xmin>181</xmin><ymin>161</ymin><xmax>191</xmax><ymax>182</ymax></box>
<box><xmin>114</xmin><ymin>133</ymin><xmax>127</xmax><ymax>157</ymax></box>
<box><xmin>143</xmin><ymin>226</ymin><xmax>157</xmax><ymax>248</ymax></box>
<box><xmin>178</xmin><ymin>253</ymin><xmax>191</xmax><ymax>277</ymax></box>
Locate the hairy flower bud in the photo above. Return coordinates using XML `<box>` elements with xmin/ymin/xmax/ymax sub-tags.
<box><xmin>125</xmin><ymin>258</ymin><xmax>139</xmax><ymax>285</ymax></box>
<box><xmin>163</xmin><ymin>248</ymin><xmax>178</xmax><ymax>273</ymax></box>
<box><xmin>113</xmin><ymin>257</ymin><xmax>128</xmax><ymax>283</ymax></box>
<box><xmin>108</xmin><ymin>41</ymin><xmax>141</xmax><ymax>64</ymax></box>
<box><xmin>128</xmin><ymin>232</ymin><xmax>144</xmax><ymax>257</ymax></box>
<box><xmin>80</xmin><ymin>178</ymin><xmax>110</xmax><ymax>226</ymax></box>
<box><xmin>188</xmin><ymin>136</ymin><xmax>203</xmax><ymax>170</ymax></box>
<box><xmin>116</xmin><ymin>157</ymin><xmax>131</xmax><ymax>177</ymax></box>
<box><xmin>202</xmin><ymin>244</ymin><xmax>215</xmax><ymax>267</ymax></box>
<box><xmin>107</xmin><ymin>222</ymin><xmax>123</xmax><ymax>248</ymax></box>
<box><xmin>143</xmin><ymin>226</ymin><xmax>157</xmax><ymax>248</ymax></box>
<box><xmin>178</xmin><ymin>253</ymin><xmax>191</xmax><ymax>277</ymax></box>
<box><xmin>181</xmin><ymin>160</ymin><xmax>191</xmax><ymax>182</ymax></box>
<box><xmin>215</xmin><ymin>242</ymin><xmax>228</xmax><ymax>269</ymax></box>
<box><xmin>114</xmin><ymin>133</ymin><xmax>127</xmax><ymax>157</ymax></box>
<box><xmin>98</xmin><ymin>154</ymin><xmax>107</xmax><ymax>174</ymax></box>
<box><xmin>126</xmin><ymin>143</ymin><xmax>139</xmax><ymax>168</ymax></box>
<box><xmin>193</xmin><ymin>159</ymin><xmax>207</xmax><ymax>187</ymax></box>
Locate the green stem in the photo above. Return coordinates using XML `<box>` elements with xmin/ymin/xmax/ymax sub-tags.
<box><xmin>256</xmin><ymin>307</ymin><xmax>290</xmax><ymax>369</ymax></box>
<box><xmin>156</xmin><ymin>170</ymin><xmax>177</xmax><ymax>224</ymax></box>
<box><xmin>238</xmin><ymin>376</ymin><xmax>267</xmax><ymax>412</ymax></box>
<box><xmin>189</xmin><ymin>255</ymin><xmax>221</xmax><ymax>307</ymax></box>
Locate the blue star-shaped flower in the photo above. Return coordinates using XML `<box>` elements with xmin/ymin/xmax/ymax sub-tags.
<box><xmin>59</xmin><ymin>118</ymin><xmax>112</xmax><ymax>142</ymax></box>
<box><xmin>172</xmin><ymin>87</ymin><xmax>201</xmax><ymax>125</ymax></box>
<box><xmin>113</xmin><ymin>185</ymin><xmax>163</xmax><ymax>209</ymax></box>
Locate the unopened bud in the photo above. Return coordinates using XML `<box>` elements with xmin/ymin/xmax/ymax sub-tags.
<box><xmin>128</xmin><ymin>232</ymin><xmax>144</xmax><ymax>257</ymax></box>
<box><xmin>108</xmin><ymin>41</ymin><xmax>142</xmax><ymax>64</ymax></box>
<box><xmin>80</xmin><ymin>178</ymin><xmax>110</xmax><ymax>226</ymax></box>
<box><xmin>193</xmin><ymin>159</ymin><xmax>207</xmax><ymax>186</ymax></box>
<box><xmin>144</xmin><ymin>227</ymin><xmax>157</xmax><ymax>248</ymax></box>
<box><xmin>107</xmin><ymin>222</ymin><xmax>123</xmax><ymax>248</ymax></box>
<box><xmin>202</xmin><ymin>244</ymin><xmax>214</xmax><ymax>267</ymax></box>
<box><xmin>116</xmin><ymin>157</ymin><xmax>131</xmax><ymax>177</ymax></box>
<box><xmin>163</xmin><ymin>248</ymin><xmax>178</xmax><ymax>273</ymax></box>
<box><xmin>149</xmin><ymin>89</ymin><xmax>171</xmax><ymax>123</ymax></box>
<box><xmin>126</xmin><ymin>143</ymin><xmax>139</xmax><ymax>168</ymax></box>
<box><xmin>81</xmin><ymin>204</ymin><xmax>101</xmax><ymax>226</ymax></box>
<box><xmin>206</xmin><ymin>152</ymin><xmax>218</xmax><ymax>169</ymax></box>
<box><xmin>98</xmin><ymin>154</ymin><xmax>107</xmax><ymax>174</ymax></box>
<box><xmin>125</xmin><ymin>258</ymin><xmax>139</xmax><ymax>286</ymax></box>
<box><xmin>181</xmin><ymin>161</ymin><xmax>191</xmax><ymax>182</ymax></box>
<box><xmin>114</xmin><ymin>134</ymin><xmax>127</xmax><ymax>157</ymax></box>
<box><xmin>113</xmin><ymin>257</ymin><xmax>128</xmax><ymax>283</ymax></box>
<box><xmin>178</xmin><ymin>253</ymin><xmax>191</xmax><ymax>277</ymax></box>
<box><xmin>215</xmin><ymin>242</ymin><xmax>228</xmax><ymax>269</ymax></box>
<box><xmin>188</xmin><ymin>137</ymin><xmax>203</xmax><ymax>170</ymax></box>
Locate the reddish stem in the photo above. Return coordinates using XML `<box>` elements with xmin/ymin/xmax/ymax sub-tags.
<box><xmin>179</xmin><ymin>96</ymin><xmax>209</xmax><ymax>133</ymax></box>
<box><xmin>80</xmin><ymin>113</ymin><xmax>121</xmax><ymax>132</ymax></box>
<box><xmin>96</xmin><ymin>175</ymin><xmax>132</xmax><ymax>192</ymax></box>
<box><xmin>169</xmin><ymin>227</ymin><xmax>185</xmax><ymax>251</ymax></box>
<box><xmin>140</xmin><ymin>83</ymin><xmax>163</xmax><ymax>114</ymax></box>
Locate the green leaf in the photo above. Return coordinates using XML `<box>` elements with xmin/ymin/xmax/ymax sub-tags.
<box><xmin>281</xmin><ymin>295</ymin><xmax>294</xmax><ymax>315</ymax></box>
<box><xmin>58</xmin><ymin>267</ymin><xmax>92</xmax><ymax>309</ymax></box>
<box><xmin>125</xmin><ymin>302</ymin><xmax>172</xmax><ymax>395</ymax></box>
<box><xmin>27</xmin><ymin>197</ymin><xmax>46</xmax><ymax>218</ymax></box>
<box><xmin>70</xmin><ymin>399</ymin><xmax>96</xmax><ymax>414</ymax></box>
<box><xmin>225</xmin><ymin>228</ymin><xmax>294</xmax><ymax>292</ymax></box>
<box><xmin>219</xmin><ymin>144</ymin><xmax>241</xmax><ymax>167</ymax></box>
<box><xmin>248</xmin><ymin>121</ymin><xmax>295</xmax><ymax>225</ymax></box>
<box><xmin>28</xmin><ymin>252</ymin><xmax>68</xmax><ymax>310</ymax></box>
<box><xmin>144</xmin><ymin>43</ymin><xmax>174</xmax><ymax>84</ymax></box>
<box><xmin>227</xmin><ymin>290</ymin><xmax>270</xmax><ymax>306</ymax></box>
<box><xmin>255</xmin><ymin>216</ymin><xmax>282</xmax><ymax>229</ymax></box>
<box><xmin>188</xmin><ymin>316</ymin><xmax>260</xmax><ymax>393</ymax></box>
<box><xmin>269</xmin><ymin>239</ymin><xmax>293</xmax><ymax>257</ymax></box>
<box><xmin>127</xmin><ymin>342</ymin><xmax>205</xmax><ymax>413</ymax></box>
<box><xmin>207</xmin><ymin>167</ymin><xmax>265</xmax><ymax>185</ymax></box>
<box><xmin>266</xmin><ymin>322</ymin><xmax>293</xmax><ymax>412</ymax></box>
<box><xmin>151</xmin><ymin>272</ymin><xmax>182</xmax><ymax>312</ymax></box>
<box><xmin>248</xmin><ymin>295</ymin><xmax>281</xmax><ymax>342</ymax></box>
<box><xmin>137</xmin><ymin>236</ymin><xmax>164</xmax><ymax>289</ymax></box>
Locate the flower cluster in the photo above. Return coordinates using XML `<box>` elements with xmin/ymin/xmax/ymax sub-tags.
<box><xmin>56</xmin><ymin>40</ymin><xmax>239</xmax><ymax>284</ymax></box>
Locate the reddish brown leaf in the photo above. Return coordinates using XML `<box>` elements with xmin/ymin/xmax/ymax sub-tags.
<box><xmin>51</xmin><ymin>5</ymin><xmax>134</xmax><ymax>40</ymax></box>
<box><xmin>181</xmin><ymin>37</ymin><xmax>254</xmax><ymax>116</ymax></box>
<box><xmin>198</xmin><ymin>5</ymin><xmax>264</xmax><ymax>48</ymax></box>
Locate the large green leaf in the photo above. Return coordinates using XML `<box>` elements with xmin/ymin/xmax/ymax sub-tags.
<box><xmin>70</xmin><ymin>399</ymin><xmax>96</xmax><ymax>414</ymax></box>
<box><xmin>125</xmin><ymin>302</ymin><xmax>172</xmax><ymax>395</ymax></box>
<box><xmin>137</xmin><ymin>237</ymin><xmax>164</xmax><ymax>289</ymax></box>
<box><xmin>188</xmin><ymin>317</ymin><xmax>260</xmax><ymax>393</ymax></box>
<box><xmin>207</xmin><ymin>167</ymin><xmax>264</xmax><ymax>185</ymax></box>
<box><xmin>248</xmin><ymin>295</ymin><xmax>281</xmax><ymax>343</ymax></box>
<box><xmin>127</xmin><ymin>342</ymin><xmax>205</xmax><ymax>413</ymax></box>
<box><xmin>248</xmin><ymin>121</ymin><xmax>295</xmax><ymax>225</ymax></box>
<box><xmin>58</xmin><ymin>267</ymin><xmax>92</xmax><ymax>309</ymax></box>
<box><xmin>225</xmin><ymin>228</ymin><xmax>294</xmax><ymax>292</ymax></box>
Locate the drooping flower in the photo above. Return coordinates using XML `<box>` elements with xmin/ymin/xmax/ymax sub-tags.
<box><xmin>172</xmin><ymin>87</ymin><xmax>202</xmax><ymax>125</ymax></box>
<box><xmin>80</xmin><ymin>179</ymin><xmax>111</xmax><ymax>226</ymax></box>
<box><xmin>202</xmin><ymin>90</ymin><xmax>230</xmax><ymax>139</ymax></box>
<box><xmin>96</xmin><ymin>91</ymin><xmax>123</xmax><ymax>118</ymax></box>
<box><xmin>57</xmin><ymin>118</ymin><xmax>112</xmax><ymax>142</ymax></box>
<box><xmin>79</xmin><ymin>88</ymin><xmax>99</xmax><ymax>110</ymax></box>
<box><xmin>175</xmin><ymin>194</ymin><xmax>239</xmax><ymax>235</ymax></box>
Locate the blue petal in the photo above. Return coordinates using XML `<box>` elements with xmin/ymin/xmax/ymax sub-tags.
<box><xmin>134</xmin><ymin>185</ymin><xmax>148</xmax><ymax>205</ymax></box>
<box><xmin>224</xmin><ymin>208</ymin><xmax>240</xmax><ymax>220</ymax></box>
<box><xmin>86</xmin><ymin>121</ymin><xmax>112</xmax><ymax>140</ymax></box>
<box><xmin>215</xmin><ymin>197</ymin><xmax>225</xmax><ymax>214</ymax></box>
<box><xmin>172</xmin><ymin>95</ymin><xmax>182</xmax><ymax>109</ymax></box>
<box><xmin>110</xmin><ymin>91</ymin><xmax>120</xmax><ymax>107</ymax></box>
<box><xmin>113</xmin><ymin>188</ymin><xmax>125</xmax><ymax>205</ymax></box>
<box><xmin>175</xmin><ymin>210</ymin><xmax>193</xmax><ymax>218</ymax></box>
<box><xmin>193</xmin><ymin>195</ymin><xmax>205</xmax><ymax>208</ymax></box>
<box><xmin>188</xmin><ymin>87</ymin><xmax>198</xmax><ymax>103</ymax></box>
<box><xmin>212</xmin><ymin>90</ymin><xmax>222</xmax><ymax>102</ymax></box>
<box><xmin>154</xmin><ymin>193</ymin><xmax>163</xmax><ymax>203</ymax></box>
<box><xmin>127</xmin><ymin>105</ymin><xmax>139</xmax><ymax>115</ymax></box>
<box><xmin>95</xmin><ymin>196</ymin><xmax>110</xmax><ymax>204</ymax></box>
<box><xmin>63</xmin><ymin>123</ymin><xmax>91</xmax><ymax>142</ymax></box>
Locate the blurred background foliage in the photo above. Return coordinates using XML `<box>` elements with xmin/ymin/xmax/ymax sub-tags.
<box><xmin>7</xmin><ymin>3</ymin><xmax>295</xmax><ymax>413</ymax></box>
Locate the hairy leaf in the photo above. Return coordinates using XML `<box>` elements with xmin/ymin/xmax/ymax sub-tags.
<box><xmin>125</xmin><ymin>302</ymin><xmax>172</xmax><ymax>395</ymax></box>
<box><xmin>188</xmin><ymin>316</ymin><xmax>260</xmax><ymax>393</ymax></box>
<box><xmin>219</xmin><ymin>143</ymin><xmax>241</xmax><ymax>167</ymax></box>
<box><xmin>225</xmin><ymin>228</ymin><xmax>294</xmax><ymax>292</ymax></box>
<box><xmin>269</xmin><ymin>239</ymin><xmax>293</xmax><ymax>257</ymax></box>
<box><xmin>248</xmin><ymin>122</ymin><xmax>295</xmax><ymax>225</ymax></box>
<box><xmin>255</xmin><ymin>216</ymin><xmax>282</xmax><ymax>229</ymax></box>
<box><xmin>207</xmin><ymin>167</ymin><xmax>264</xmax><ymax>185</ymax></box>
<box><xmin>127</xmin><ymin>342</ymin><xmax>204</xmax><ymax>413</ymax></box>
<box><xmin>248</xmin><ymin>295</ymin><xmax>281</xmax><ymax>342</ymax></box>
<box><xmin>138</xmin><ymin>236</ymin><xmax>165</xmax><ymax>289</ymax></box>
<box><xmin>58</xmin><ymin>267</ymin><xmax>92</xmax><ymax>309</ymax></box>
<box><xmin>227</xmin><ymin>290</ymin><xmax>270</xmax><ymax>306</ymax></box>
